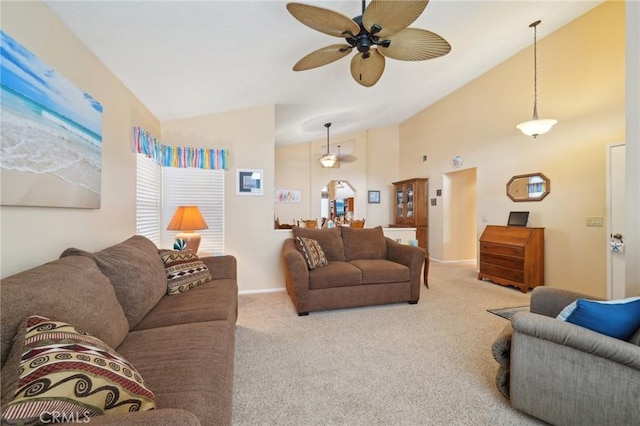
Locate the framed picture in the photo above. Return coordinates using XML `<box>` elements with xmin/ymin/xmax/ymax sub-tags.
<box><xmin>275</xmin><ymin>189</ymin><xmax>302</xmax><ymax>203</ymax></box>
<box><xmin>368</xmin><ymin>190</ymin><xmax>380</xmax><ymax>204</ymax></box>
<box><xmin>236</xmin><ymin>169</ymin><xmax>263</xmax><ymax>195</ymax></box>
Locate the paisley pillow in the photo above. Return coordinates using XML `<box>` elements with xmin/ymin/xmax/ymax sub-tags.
<box><xmin>1</xmin><ymin>316</ymin><xmax>155</xmax><ymax>424</ymax></box>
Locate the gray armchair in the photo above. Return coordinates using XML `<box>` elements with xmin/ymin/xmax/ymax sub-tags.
<box><xmin>492</xmin><ymin>287</ymin><xmax>640</xmax><ymax>426</ymax></box>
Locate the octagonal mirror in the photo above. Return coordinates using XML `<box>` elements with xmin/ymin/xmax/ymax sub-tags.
<box><xmin>506</xmin><ymin>172</ymin><xmax>550</xmax><ymax>202</ymax></box>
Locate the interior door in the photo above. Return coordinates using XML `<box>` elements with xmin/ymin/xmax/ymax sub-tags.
<box><xmin>608</xmin><ymin>144</ymin><xmax>626</xmax><ymax>299</ymax></box>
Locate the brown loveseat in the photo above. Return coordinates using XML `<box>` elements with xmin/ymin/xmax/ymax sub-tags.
<box><xmin>282</xmin><ymin>226</ymin><xmax>425</xmax><ymax>315</ymax></box>
<box><xmin>1</xmin><ymin>235</ymin><xmax>237</xmax><ymax>425</ymax></box>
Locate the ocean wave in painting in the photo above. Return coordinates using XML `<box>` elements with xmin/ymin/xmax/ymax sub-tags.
<box><xmin>0</xmin><ymin>30</ymin><xmax>102</xmax><ymax>199</ymax></box>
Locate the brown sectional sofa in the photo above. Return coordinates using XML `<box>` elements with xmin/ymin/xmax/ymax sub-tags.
<box><xmin>282</xmin><ymin>226</ymin><xmax>425</xmax><ymax>315</ymax></box>
<box><xmin>1</xmin><ymin>235</ymin><xmax>238</xmax><ymax>425</ymax></box>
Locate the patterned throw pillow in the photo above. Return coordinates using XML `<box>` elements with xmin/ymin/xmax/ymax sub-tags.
<box><xmin>159</xmin><ymin>250</ymin><xmax>212</xmax><ymax>295</ymax></box>
<box><xmin>296</xmin><ymin>236</ymin><xmax>328</xmax><ymax>270</ymax></box>
<box><xmin>2</xmin><ymin>316</ymin><xmax>155</xmax><ymax>424</ymax></box>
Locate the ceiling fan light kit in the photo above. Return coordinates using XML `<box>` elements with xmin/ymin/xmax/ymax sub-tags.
<box><xmin>320</xmin><ymin>122</ymin><xmax>337</xmax><ymax>168</ymax></box>
<box><xmin>286</xmin><ymin>0</ymin><xmax>451</xmax><ymax>87</ymax></box>
<box><xmin>320</xmin><ymin>153</ymin><xmax>338</xmax><ymax>168</ymax></box>
<box><xmin>516</xmin><ymin>20</ymin><xmax>557</xmax><ymax>138</ymax></box>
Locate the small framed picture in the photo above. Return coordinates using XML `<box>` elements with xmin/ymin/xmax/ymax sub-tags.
<box><xmin>368</xmin><ymin>190</ymin><xmax>380</xmax><ymax>204</ymax></box>
<box><xmin>236</xmin><ymin>169</ymin><xmax>263</xmax><ymax>195</ymax></box>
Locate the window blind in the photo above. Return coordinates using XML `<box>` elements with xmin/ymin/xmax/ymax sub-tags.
<box><xmin>161</xmin><ymin>167</ymin><xmax>225</xmax><ymax>255</ymax></box>
<box><xmin>136</xmin><ymin>154</ymin><xmax>161</xmax><ymax>246</ymax></box>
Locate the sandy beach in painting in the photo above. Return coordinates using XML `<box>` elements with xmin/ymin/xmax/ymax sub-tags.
<box><xmin>1</xmin><ymin>168</ymin><xmax>99</xmax><ymax>208</ymax></box>
<box><xmin>1</xmin><ymin>30</ymin><xmax>103</xmax><ymax>209</ymax></box>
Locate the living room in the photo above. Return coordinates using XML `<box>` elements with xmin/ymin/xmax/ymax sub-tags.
<box><xmin>2</xmin><ymin>0</ymin><xmax>638</xmax><ymax>300</ymax></box>
<box><xmin>1</xmin><ymin>1</ymin><xmax>639</xmax><ymax>425</ymax></box>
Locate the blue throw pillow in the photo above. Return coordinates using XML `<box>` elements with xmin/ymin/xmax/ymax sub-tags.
<box><xmin>556</xmin><ymin>296</ymin><xmax>640</xmax><ymax>340</ymax></box>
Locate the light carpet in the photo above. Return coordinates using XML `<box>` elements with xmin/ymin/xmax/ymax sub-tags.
<box><xmin>232</xmin><ymin>261</ymin><xmax>546</xmax><ymax>425</ymax></box>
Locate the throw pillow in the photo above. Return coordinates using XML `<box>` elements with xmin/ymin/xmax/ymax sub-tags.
<box><xmin>159</xmin><ymin>249</ymin><xmax>212</xmax><ymax>295</ymax></box>
<box><xmin>292</xmin><ymin>226</ymin><xmax>345</xmax><ymax>261</ymax></box>
<box><xmin>2</xmin><ymin>316</ymin><xmax>155</xmax><ymax>424</ymax></box>
<box><xmin>296</xmin><ymin>236</ymin><xmax>328</xmax><ymax>270</ymax></box>
<box><xmin>341</xmin><ymin>225</ymin><xmax>387</xmax><ymax>261</ymax></box>
<box><xmin>556</xmin><ymin>296</ymin><xmax>640</xmax><ymax>340</ymax></box>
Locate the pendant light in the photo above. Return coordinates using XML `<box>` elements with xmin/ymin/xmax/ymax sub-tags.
<box><xmin>516</xmin><ymin>20</ymin><xmax>557</xmax><ymax>138</ymax></box>
<box><xmin>320</xmin><ymin>122</ymin><xmax>337</xmax><ymax>168</ymax></box>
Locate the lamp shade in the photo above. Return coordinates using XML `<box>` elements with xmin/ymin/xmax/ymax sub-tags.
<box><xmin>516</xmin><ymin>118</ymin><xmax>558</xmax><ymax>138</ymax></box>
<box><xmin>167</xmin><ymin>206</ymin><xmax>208</xmax><ymax>232</ymax></box>
<box><xmin>320</xmin><ymin>153</ymin><xmax>337</xmax><ymax>168</ymax></box>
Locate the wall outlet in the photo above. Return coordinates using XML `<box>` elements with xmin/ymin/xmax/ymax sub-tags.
<box><xmin>482</xmin><ymin>215</ymin><xmax>488</xmax><ymax>223</ymax></box>
<box><xmin>586</xmin><ymin>216</ymin><xmax>603</xmax><ymax>227</ymax></box>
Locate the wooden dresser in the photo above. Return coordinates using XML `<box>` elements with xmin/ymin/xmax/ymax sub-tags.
<box><xmin>478</xmin><ymin>225</ymin><xmax>544</xmax><ymax>293</ymax></box>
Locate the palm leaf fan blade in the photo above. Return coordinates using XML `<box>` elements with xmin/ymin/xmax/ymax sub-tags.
<box><xmin>379</xmin><ymin>28</ymin><xmax>451</xmax><ymax>61</ymax></box>
<box><xmin>362</xmin><ymin>0</ymin><xmax>429</xmax><ymax>38</ymax></box>
<box><xmin>350</xmin><ymin>49</ymin><xmax>385</xmax><ymax>87</ymax></box>
<box><xmin>293</xmin><ymin>44</ymin><xmax>353</xmax><ymax>71</ymax></box>
<box><xmin>286</xmin><ymin>3</ymin><xmax>360</xmax><ymax>37</ymax></box>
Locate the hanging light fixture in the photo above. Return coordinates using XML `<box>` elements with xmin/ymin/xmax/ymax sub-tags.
<box><xmin>516</xmin><ymin>20</ymin><xmax>557</xmax><ymax>138</ymax></box>
<box><xmin>320</xmin><ymin>122</ymin><xmax>337</xmax><ymax>168</ymax></box>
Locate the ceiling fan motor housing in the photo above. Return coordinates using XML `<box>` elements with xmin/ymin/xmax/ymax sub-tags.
<box><xmin>347</xmin><ymin>15</ymin><xmax>389</xmax><ymax>56</ymax></box>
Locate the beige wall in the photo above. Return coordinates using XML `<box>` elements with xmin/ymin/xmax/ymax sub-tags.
<box><xmin>1</xmin><ymin>1</ymin><xmax>637</xmax><ymax>299</ymax></box>
<box><xmin>0</xmin><ymin>1</ymin><xmax>160</xmax><ymax>278</ymax></box>
<box><xmin>443</xmin><ymin>168</ymin><xmax>477</xmax><ymax>261</ymax></box>
<box><xmin>399</xmin><ymin>1</ymin><xmax>625</xmax><ymax>297</ymax></box>
<box><xmin>274</xmin><ymin>125</ymin><xmax>400</xmax><ymax>230</ymax></box>
<box><xmin>625</xmin><ymin>0</ymin><xmax>640</xmax><ymax>297</ymax></box>
<box><xmin>161</xmin><ymin>106</ymin><xmax>278</xmax><ymax>291</ymax></box>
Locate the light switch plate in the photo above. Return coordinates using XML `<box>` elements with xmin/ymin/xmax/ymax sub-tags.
<box><xmin>586</xmin><ymin>216</ymin><xmax>603</xmax><ymax>227</ymax></box>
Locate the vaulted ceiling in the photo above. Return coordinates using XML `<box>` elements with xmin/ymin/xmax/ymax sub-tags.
<box><xmin>44</xmin><ymin>0</ymin><xmax>603</xmax><ymax>145</ymax></box>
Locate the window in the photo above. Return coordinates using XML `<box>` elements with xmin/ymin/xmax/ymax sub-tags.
<box><xmin>161</xmin><ymin>167</ymin><xmax>224</xmax><ymax>255</ymax></box>
<box><xmin>136</xmin><ymin>155</ymin><xmax>161</xmax><ymax>246</ymax></box>
<box><xmin>136</xmin><ymin>154</ymin><xmax>224</xmax><ymax>254</ymax></box>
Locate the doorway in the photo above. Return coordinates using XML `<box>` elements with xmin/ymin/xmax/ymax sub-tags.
<box><xmin>442</xmin><ymin>168</ymin><xmax>478</xmax><ymax>261</ymax></box>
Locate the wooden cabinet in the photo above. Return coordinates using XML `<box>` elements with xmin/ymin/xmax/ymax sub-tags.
<box><xmin>478</xmin><ymin>225</ymin><xmax>544</xmax><ymax>293</ymax></box>
<box><xmin>390</xmin><ymin>178</ymin><xmax>428</xmax><ymax>251</ymax></box>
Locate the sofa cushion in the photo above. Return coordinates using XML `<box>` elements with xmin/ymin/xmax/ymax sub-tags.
<box><xmin>309</xmin><ymin>261</ymin><xmax>362</xmax><ymax>290</ymax></box>
<box><xmin>159</xmin><ymin>249</ymin><xmax>212</xmax><ymax>294</ymax></box>
<box><xmin>295</xmin><ymin>236</ymin><xmax>328</xmax><ymax>270</ymax></box>
<box><xmin>0</xmin><ymin>255</ymin><xmax>129</xmax><ymax>368</ymax></box>
<box><xmin>116</xmin><ymin>321</ymin><xmax>235</xmax><ymax>426</ymax></box>
<box><xmin>134</xmin><ymin>279</ymin><xmax>238</xmax><ymax>330</ymax></box>
<box><xmin>557</xmin><ymin>296</ymin><xmax>640</xmax><ymax>340</ymax></box>
<box><xmin>61</xmin><ymin>235</ymin><xmax>168</xmax><ymax>330</ymax></box>
<box><xmin>292</xmin><ymin>226</ymin><xmax>345</xmax><ymax>261</ymax></box>
<box><xmin>342</xmin><ymin>226</ymin><xmax>387</xmax><ymax>261</ymax></box>
<box><xmin>1</xmin><ymin>316</ymin><xmax>155</xmax><ymax>424</ymax></box>
<box><xmin>349</xmin><ymin>259</ymin><xmax>410</xmax><ymax>284</ymax></box>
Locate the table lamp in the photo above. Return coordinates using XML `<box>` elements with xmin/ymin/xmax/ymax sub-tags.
<box><xmin>167</xmin><ymin>205</ymin><xmax>208</xmax><ymax>253</ymax></box>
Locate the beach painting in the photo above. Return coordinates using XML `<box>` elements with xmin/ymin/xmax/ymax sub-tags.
<box><xmin>1</xmin><ymin>30</ymin><xmax>103</xmax><ymax>208</ymax></box>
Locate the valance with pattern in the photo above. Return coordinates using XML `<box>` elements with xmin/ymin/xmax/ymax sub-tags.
<box><xmin>132</xmin><ymin>126</ymin><xmax>228</xmax><ymax>170</ymax></box>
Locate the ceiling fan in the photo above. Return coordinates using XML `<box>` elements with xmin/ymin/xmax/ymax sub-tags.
<box><xmin>286</xmin><ymin>0</ymin><xmax>451</xmax><ymax>87</ymax></box>
<box><xmin>319</xmin><ymin>123</ymin><xmax>357</xmax><ymax>168</ymax></box>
